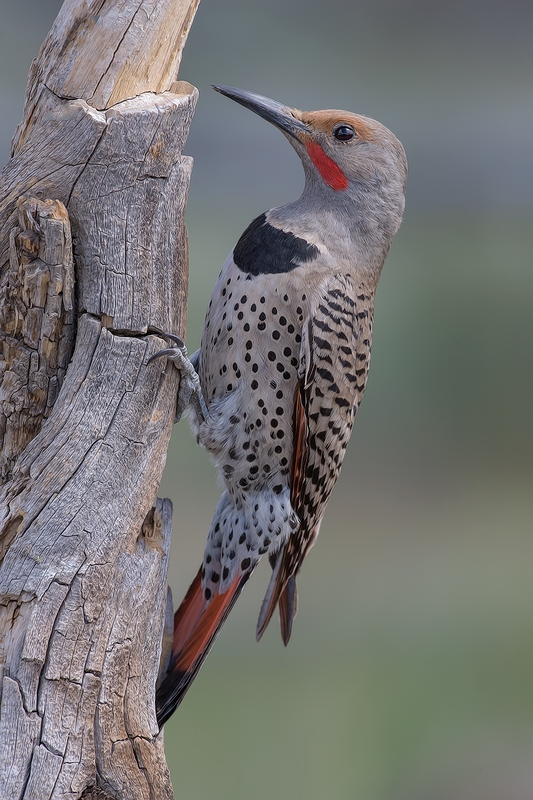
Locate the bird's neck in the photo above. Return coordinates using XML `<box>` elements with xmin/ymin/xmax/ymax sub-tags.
<box><xmin>268</xmin><ymin>169</ymin><xmax>404</xmax><ymax>283</ymax></box>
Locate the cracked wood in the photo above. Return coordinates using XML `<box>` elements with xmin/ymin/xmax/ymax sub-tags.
<box><xmin>0</xmin><ymin>1</ymin><xmax>199</xmax><ymax>798</ymax></box>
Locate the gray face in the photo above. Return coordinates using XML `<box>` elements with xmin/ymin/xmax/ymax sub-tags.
<box><xmin>213</xmin><ymin>86</ymin><xmax>407</xmax><ymax>273</ymax></box>
<box><xmin>212</xmin><ymin>85</ymin><xmax>407</xmax><ymax>193</ymax></box>
<box><xmin>292</xmin><ymin>109</ymin><xmax>407</xmax><ymax>193</ymax></box>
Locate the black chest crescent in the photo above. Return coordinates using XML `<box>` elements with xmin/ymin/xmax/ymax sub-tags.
<box><xmin>233</xmin><ymin>213</ymin><xmax>319</xmax><ymax>276</ymax></box>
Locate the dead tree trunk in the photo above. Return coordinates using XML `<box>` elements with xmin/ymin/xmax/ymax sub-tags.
<box><xmin>0</xmin><ymin>1</ymin><xmax>200</xmax><ymax>797</ymax></box>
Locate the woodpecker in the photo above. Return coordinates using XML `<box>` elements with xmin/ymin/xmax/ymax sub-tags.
<box><xmin>154</xmin><ymin>85</ymin><xmax>407</xmax><ymax>727</ymax></box>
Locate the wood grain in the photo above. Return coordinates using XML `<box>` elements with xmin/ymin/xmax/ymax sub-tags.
<box><xmin>0</xmin><ymin>1</ymin><xmax>200</xmax><ymax>797</ymax></box>
<box><xmin>12</xmin><ymin>0</ymin><xmax>201</xmax><ymax>150</ymax></box>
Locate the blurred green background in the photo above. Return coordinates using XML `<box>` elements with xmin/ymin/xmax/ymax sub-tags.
<box><xmin>2</xmin><ymin>1</ymin><xmax>533</xmax><ymax>797</ymax></box>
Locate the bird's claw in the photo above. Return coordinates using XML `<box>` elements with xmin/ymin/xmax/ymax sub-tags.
<box><xmin>147</xmin><ymin>332</ymin><xmax>186</xmax><ymax>364</ymax></box>
<box><xmin>159</xmin><ymin>332</ymin><xmax>186</xmax><ymax>350</ymax></box>
<box><xmin>149</xmin><ymin>333</ymin><xmax>208</xmax><ymax>423</ymax></box>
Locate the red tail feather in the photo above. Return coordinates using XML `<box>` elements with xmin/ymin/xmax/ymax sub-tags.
<box><xmin>156</xmin><ymin>568</ymin><xmax>249</xmax><ymax>728</ymax></box>
<box><xmin>171</xmin><ymin>567</ymin><xmax>205</xmax><ymax>654</ymax></box>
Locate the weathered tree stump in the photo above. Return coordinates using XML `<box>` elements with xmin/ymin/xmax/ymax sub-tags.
<box><xmin>0</xmin><ymin>1</ymin><xmax>200</xmax><ymax>797</ymax></box>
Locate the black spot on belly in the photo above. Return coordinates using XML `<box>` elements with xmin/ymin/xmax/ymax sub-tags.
<box><xmin>233</xmin><ymin>213</ymin><xmax>319</xmax><ymax>275</ymax></box>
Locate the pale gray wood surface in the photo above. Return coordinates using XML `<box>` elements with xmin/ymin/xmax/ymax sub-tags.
<box><xmin>12</xmin><ymin>0</ymin><xmax>201</xmax><ymax>146</ymax></box>
<box><xmin>0</xmin><ymin>1</ymin><xmax>200</xmax><ymax>797</ymax></box>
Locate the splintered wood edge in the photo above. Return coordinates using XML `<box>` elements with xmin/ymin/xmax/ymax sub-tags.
<box><xmin>11</xmin><ymin>0</ymin><xmax>201</xmax><ymax>154</ymax></box>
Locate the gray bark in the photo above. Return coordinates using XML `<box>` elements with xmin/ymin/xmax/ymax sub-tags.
<box><xmin>0</xmin><ymin>1</ymin><xmax>200</xmax><ymax>797</ymax></box>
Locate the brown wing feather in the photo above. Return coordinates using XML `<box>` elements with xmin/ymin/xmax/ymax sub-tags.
<box><xmin>257</xmin><ymin>276</ymin><xmax>374</xmax><ymax>643</ymax></box>
<box><xmin>291</xmin><ymin>380</ymin><xmax>310</xmax><ymax>520</ymax></box>
<box><xmin>255</xmin><ymin>381</ymin><xmax>309</xmax><ymax>641</ymax></box>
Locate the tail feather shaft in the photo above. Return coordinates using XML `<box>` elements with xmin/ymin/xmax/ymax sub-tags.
<box><xmin>278</xmin><ymin>575</ymin><xmax>297</xmax><ymax>646</ymax></box>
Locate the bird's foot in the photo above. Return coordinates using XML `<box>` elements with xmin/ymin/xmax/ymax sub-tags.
<box><xmin>149</xmin><ymin>333</ymin><xmax>208</xmax><ymax>423</ymax></box>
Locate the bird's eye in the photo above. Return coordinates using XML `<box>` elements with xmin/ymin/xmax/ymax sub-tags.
<box><xmin>333</xmin><ymin>124</ymin><xmax>355</xmax><ymax>142</ymax></box>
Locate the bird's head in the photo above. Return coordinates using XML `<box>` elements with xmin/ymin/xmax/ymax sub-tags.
<box><xmin>212</xmin><ymin>85</ymin><xmax>407</xmax><ymax>208</ymax></box>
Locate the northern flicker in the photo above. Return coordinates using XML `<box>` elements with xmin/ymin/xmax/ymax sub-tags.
<box><xmin>154</xmin><ymin>86</ymin><xmax>407</xmax><ymax>727</ymax></box>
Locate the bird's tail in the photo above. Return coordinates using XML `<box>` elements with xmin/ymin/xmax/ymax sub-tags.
<box><xmin>256</xmin><ymin>548</ymin><xmax>298</xmax><ymax>646</ymax></box>
<box><xmin>156</xmin><ymin>566</ymin><xmax>250</xmax><ymax>728</ymax></box>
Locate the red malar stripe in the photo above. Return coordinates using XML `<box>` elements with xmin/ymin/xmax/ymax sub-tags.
<box><xmin>306</xmin><ymin>141</ymin><xmax>348</xmax><ymax>191</ymax></box>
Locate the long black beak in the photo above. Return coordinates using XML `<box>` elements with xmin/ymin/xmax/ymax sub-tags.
<box><xmin>212</xmin><ymin>85</ymin><xmax>309</xmax><ymax>140</ymax></box>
